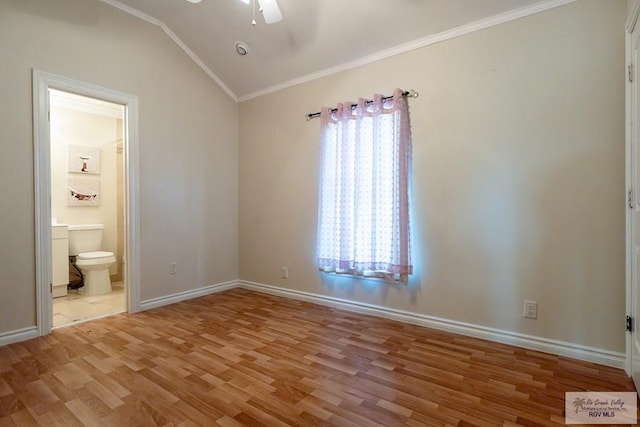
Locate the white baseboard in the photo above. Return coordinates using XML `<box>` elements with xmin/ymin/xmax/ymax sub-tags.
<box><xmin>238</xmin><ymin>280</ymin><xmax>626</xmax><ymax>369</ymax></box>
<box><xmin>140</xmin><ymin>280</ymin><xmax>239</xmax><ymax>311</ymax></box>
<box><xmin>3</xmin><ymin>279</ymin><xmax>625</xmax><ymax>370</ymax></box>
<box><xmin>0</xmin><ymin>326</ymin><xmax>38</xmax><ymax>347</ymax></box>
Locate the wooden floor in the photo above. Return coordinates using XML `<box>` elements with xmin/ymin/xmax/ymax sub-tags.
<box><xmin>0</xmin><ymin>289</ymin><xmax>636</xmax><ymax>426</ymax></box>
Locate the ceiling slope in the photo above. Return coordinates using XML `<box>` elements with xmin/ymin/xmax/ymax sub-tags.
<box><xmin>102</xmin><ymin>0</ymin><xmax>578</xmax><ymax>101</ymax></box>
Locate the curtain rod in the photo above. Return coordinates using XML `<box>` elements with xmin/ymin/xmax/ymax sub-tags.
<box><xmin>305</xmin><ymin>89</ymin><xmax>419</xmax><ymax>121</ymax></box>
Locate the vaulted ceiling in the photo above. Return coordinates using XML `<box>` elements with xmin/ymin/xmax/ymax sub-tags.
<box><xmin>105</xmin><ymin>0</ymin><xmax>569</xmax><ymax>101</ymax></box>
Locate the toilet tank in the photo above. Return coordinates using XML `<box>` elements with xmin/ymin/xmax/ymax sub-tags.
<box><xmin>68</xmin><ymin>224</ymin><xmax>104</xmax><ymax>255</ymax></box>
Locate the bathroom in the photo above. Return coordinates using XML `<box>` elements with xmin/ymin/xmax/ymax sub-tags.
<box><xmin>49</xmin><ymin>89</ymin><xmax>126</xmax><ymax>327</ymax></box>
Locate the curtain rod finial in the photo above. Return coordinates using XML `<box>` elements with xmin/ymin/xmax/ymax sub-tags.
<box><xmin>408</xmin><ymin>89</ymin><xmax>419</xmax><ymax>98</ymax></box>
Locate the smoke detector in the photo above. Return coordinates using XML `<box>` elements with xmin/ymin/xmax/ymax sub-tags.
<box><xmin>235</xmin><ymin>41</ymin><xmax>250</xmax><ymax>56</ymax></box>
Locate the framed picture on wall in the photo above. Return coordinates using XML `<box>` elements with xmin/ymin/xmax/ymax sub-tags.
<box><xmin>68</xmin><ymin>145</ymin><xmax>101</xmax><ymax>174</ymax></box>
<box><xmin>67</xmin><ymin>178</ymin><xmax>100</xmax><ymax>207</ymax></box>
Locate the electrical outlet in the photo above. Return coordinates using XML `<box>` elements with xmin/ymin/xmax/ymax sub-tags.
<box><xmin>169</xmin><ymin>262</ymin><xmax>177</xmax><ymax>275</ymax></box>
<box><xmin>281</xmin><ymin>266</ymin><xmax>289</xmax><ymax>279</ymax></box>
<box><xmin>524</xmin><ymin>300</ymin><xmax>538</xmax><ymax>319</ymax></box>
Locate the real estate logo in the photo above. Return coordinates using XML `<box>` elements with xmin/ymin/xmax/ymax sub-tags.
<box><xmin>565</xmin><ymin>392</ymin><xmax>637</xmax><ymax>424</ymax></box>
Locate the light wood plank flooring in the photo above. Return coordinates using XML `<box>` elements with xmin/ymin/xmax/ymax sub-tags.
<box><xmin>0</xmin><ymin>288</ymin><xmax>636</xmax><ymax>426</ymax></box>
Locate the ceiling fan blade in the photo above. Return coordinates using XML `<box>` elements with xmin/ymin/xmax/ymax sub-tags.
<box><xmin>257</xmin><ymin>0</ymin><xmax>282</xmax><ymax>24</ymax></box>
<box><xmin>186</xmin><ymin>0</ymin><xmax>202</xmax><ymax>3</ymax></box>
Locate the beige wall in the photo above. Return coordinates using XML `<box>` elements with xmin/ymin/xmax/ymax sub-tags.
<box><xmin>239</xmin><ymin>0</ymin><xmax>627</xmax><ymax>352</ymax></box>
<box><xmin>0</xmin><ymin>0</ymin><xmax>238</xmax><ymax>333</ymax></box>
<box><xmin>0</xmin><ymin>0</ymin><xmax>627</xmax><ymax>356</ymax></box>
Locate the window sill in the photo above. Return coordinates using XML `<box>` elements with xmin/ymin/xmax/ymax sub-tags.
<box><xmin>319</xmin><ymin>268</ymin><xmax>408</xmax><ymax>284</ymax></box>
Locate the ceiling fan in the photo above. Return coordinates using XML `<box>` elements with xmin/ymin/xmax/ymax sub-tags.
<box><xmin>185</xmin><ymin>0</ymin><xmax>282</xmax><ymax>25</ymax></box>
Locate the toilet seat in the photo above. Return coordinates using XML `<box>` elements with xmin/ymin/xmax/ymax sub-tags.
<box><xmin>76</xmin><ymin>251</ymin><xmax>116</xmax><ymax>267</ymax></box>
<box><xmin>77</xmin><ymin>251</ymin><xmax>114</xmax><ymax>261</ymax></box>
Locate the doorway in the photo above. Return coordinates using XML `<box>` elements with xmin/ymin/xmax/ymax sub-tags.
<box><xmin>33</xmin><ymin>70</ymin><xmax>141</xmax><ymax>336</ymax></box>
<box><xmin>49</xmin><ymin>89</ymin><xmax>126</xmax><ymax>327</ymax></box>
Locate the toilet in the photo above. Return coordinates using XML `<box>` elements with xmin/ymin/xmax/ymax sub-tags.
<box><xmin>68</xmin><ymin>224</ymin><xmax>116</xmax><ymax>295</ymax></box>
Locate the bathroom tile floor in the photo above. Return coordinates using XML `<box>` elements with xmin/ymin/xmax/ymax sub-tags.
<box><xmin>52</xmin><ymin>282</ymin><xmax>125</xmax><ymax>328</ymax></box>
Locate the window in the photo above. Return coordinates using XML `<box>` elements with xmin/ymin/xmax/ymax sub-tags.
<box><xmin>316</xmin><ymin>88</ymin><xmax>413</xmax><ymax>283</ymax></box>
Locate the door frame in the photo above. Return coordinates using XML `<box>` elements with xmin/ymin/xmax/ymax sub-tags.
<box><xmin>627</xmin><ymin>0</ymin><xmax>640</xmax><ymax>380</ymax></box>
<box><xmin>32</xmin><ymin>70</ymin><xmax>141</xmax><ymax>335</ymax></box>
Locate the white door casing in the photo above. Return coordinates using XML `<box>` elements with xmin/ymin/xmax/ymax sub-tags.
<box><xmin>627</xmin><ymin>0</ymin><xmax>640</xmax><ymax>391</ymax></box>
<box><xmin>32</xmin><ymin>70</ymin><xmax>141</xmax><ymax>335</ymax></box>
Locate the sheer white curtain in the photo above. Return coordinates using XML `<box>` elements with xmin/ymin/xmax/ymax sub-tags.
<box><xmin>316</xmin><ymin>88</ymin><xmax>413</xmax><ymax>282</ymax></box>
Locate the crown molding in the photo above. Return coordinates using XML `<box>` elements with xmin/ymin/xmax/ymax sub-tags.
<box><xmin>99</xmin><ymin>0</ymin><xmax>579</xmax><ymax>104</ymax></box>
<box><xmin>238</xmin><ymin>0</ymin><xmax>579</xmax><ymax>102</ymax></box>
<box><xmin>99</xmin><ymin>0</ymin><xmax>238</xmax><ymax>102</ymax></box>
<box><xmin>99</xmin><ymin>0</ymin><xmax>161</xmax><ymax>26</ymax></box>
